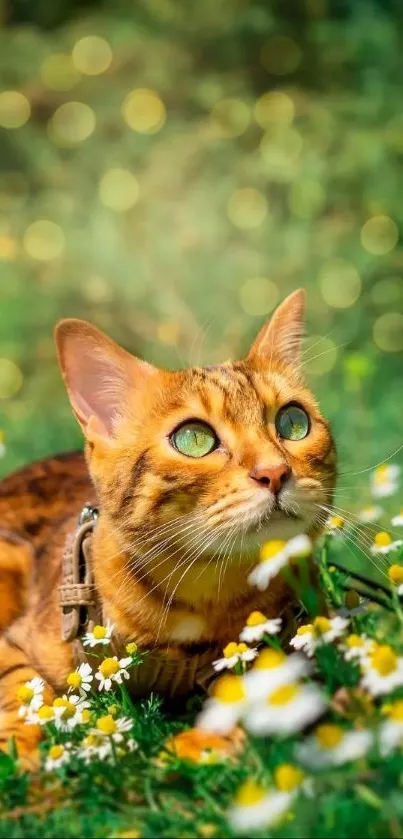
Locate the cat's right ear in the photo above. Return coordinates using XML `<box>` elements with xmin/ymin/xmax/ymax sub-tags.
<box><xmin>54</xmin><ymin>319</ymin><xmax>155</xmax><ymax>443</ymax></box>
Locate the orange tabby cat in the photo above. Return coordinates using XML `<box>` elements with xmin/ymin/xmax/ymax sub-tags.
<box><xmin>0</xmin><ymin>289</ymin><xmax>336</xmax><ymax>762</ymax></box>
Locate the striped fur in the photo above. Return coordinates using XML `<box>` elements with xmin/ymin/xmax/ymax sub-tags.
<box><xmin>0</xmin><ymin>290</ymin><xmax>336</xmax><ymax>761</ymax></box>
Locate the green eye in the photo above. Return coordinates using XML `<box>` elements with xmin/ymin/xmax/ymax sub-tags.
<box><xmin>171</xmin><ymin>421</ymin><xmax>218</xmax><ymax>458</ymax></box>
<box><xmin>276</xmin><ymin>405</ymin><xmax>310</xmax><ymax>441</ymax></box>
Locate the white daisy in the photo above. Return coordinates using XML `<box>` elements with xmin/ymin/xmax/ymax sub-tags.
<box><xmin>379</xmin><ymin>701</ymin><xmax>403</xmax><ymax>756</ymax></box>
<box><xmin>82</xmin><ymin>620</ymin><xmax>114</xmax><ymax>648</ymax></box>
<box><xmin>239</xmin><ymin>612</ymin><xmax>282</xmax><ymax>643</ymax></box>
<box><xmin>341</xmin><ymin>634</ymin><xmax>375</xmax><ymax>662</ymax></box>
<box><xmin>360</xmin><ymin>645</ymin><xmax>403</xmax><ymax>696</ymax></box>
<box><xmin>290</xmin><ymin>616</ymin><xmax>349</xmax><ymax>657</ymax></box>
<box><xmin>213</xmin><ymin>642</ymin><xmax>258</xmax><ymax>673</ymax></box>
<box><xmin>370</xmin><ymin>531</ymin><xmax>403</xmax><ymax>555</ymax></box>
<box><xmin>370</xmin><ymin>464</ymin><xmax>400</xmax><ymax>498</ymax></box>
<box><xmin>17</xmin><ymin>677</ymin><xmax>45</xmax><ymax>719</ymax></box>
<box><xmin>94</xmin><ymin>656</ymin><xmax>132</xmax><ymax>691</ymax></box>
<box><xmin>357</xmin><ymin>506</ymin><xmax>384</xmax><ymax>524</ymax></box>
<box><xmin>325</xmin><ymin>515</ymin><xmax>345</xmax><ymax>535</ymax></box>
<box><xmin>298</xmin><ymin>724</ymin><xmax>372</xmax><ymax>767</ymax></box>
<box><xmin>66</xmin><ymin>663</ymin><xmax>93</xmax><ymax>696</ymax></box>
<box><xmin>78</xmin><ymin>732</ymin><xmax>112</xmax><ymax>764</ymax></box>
<box><xmin>244</xmin><ymin>682</ymin><xmax>327</xmax><ymax>736</ymax></box>
<box><xmin>248</xmin><ymin>534</ymin><xmax>312</xmax><ymax>591</ymax></box>
<box><xmin>392</xmin><ymin>509</ymin><xmax>403</xmax><ymax>527</ymax></box>
<box><xmin>228</xmin><ymin>781</ymin><xmax>294</xmax><ymax>833</ymax></box>
<box><xmin>44</xmin><ymin>743</ymin><xmax>72</xmax><ymax>772</ymax></box>
<box><xmin>93</xmin><ymin>714</ymin><xmax>133</xmax><ymax>745</ymax></box>
<box><xmin>52</xmin><ymin>694</ymin><xmax>91</xmax><ymax>731</ymax></box>
<box><xmin>196</xmin><ymin>675</ymin><xmax>247</xmax><ymax>735</ymax></box>
<box><xmin>243</xmin><ymin>648</ymin><xmax>311</xmax><ymax>703</ymax></box>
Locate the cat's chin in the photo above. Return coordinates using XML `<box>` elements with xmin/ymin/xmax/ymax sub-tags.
<box><xmin>199</xmin><ymin>509</ymin><xmax>316</xmax><ymax>562</ymax></box>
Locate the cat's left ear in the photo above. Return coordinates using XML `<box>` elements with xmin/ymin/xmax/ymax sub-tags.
<box><xmin>247</xmin><ymin>288</ymin><xmax>305</xmax><ymax>369</ymax></box>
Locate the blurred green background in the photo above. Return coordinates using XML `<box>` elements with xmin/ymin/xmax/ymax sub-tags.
<box><xmin>1</xmin><ymin>0</ymin><xmax>403</xmax><ymax>521</ymax></box>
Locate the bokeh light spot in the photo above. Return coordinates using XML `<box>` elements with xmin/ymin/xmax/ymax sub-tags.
<box><xmin>122</xmin><ymin>89</ymin><xmax>166</xmax><ymax>134</ymax></box>
<box><xmin>209</xmin><ymin>98</ymin><xmax>250</xmax><ymax>138</ymax></box>
<box><xmin>0</xmin><ymin>91</ymin><xmax>30</xmax><ymax>129</ymax></box>
<box><xmin>289</xmin><ymin>179</ymin><xmax>325</xmax><ymax>218</ymax></box>
<box><xmin>41</xmin><ymin>54</ymin><xmax>81</xmax><ymax>91</ymax></box>
<box><xmin>261</xmin><ymin>36</ymin><xmax>302</xmax><ymax>75</ymax></box>
<box><xmin>361</xmin><ymin>215</ymin><xmax>399</xmax><ymax>256</ymax></box>
<box><xmin>72</xmin><ymin>36</ymin><xmax>112</xmax><ymax>76</ymax></box>
<box><xmin>373</xmin><ymin>313</ymin><xmax>403</xmax><ymax>352</ymax></box>
<box><xmin>99</xmin><ymin>168</ymin><xmax>139</xmax><ymax>212</ymax></box>
<box><xmin>227</xmin><ymin>188</ymin><xmax>268</xmax><ymax>229</ymax></box>
<box><xmin>319</xmin><ymin>259</ymin><xmax>361</xmax><ymax>308</ymax></box>
<box><xmin>0</xmin><ymin>234</ymin><xmax>17</xmax><ymax>261</ymax></box>
<box><xmin>239</xmin><ymin>278</ymin><xmax>279</xmax><ymax>316</ymax></box>
<box><xmin>304</xmin><ymin>336</ymin><xmax>338</xmax><ymax>376</ymax></box>
<box><xmin>48</xmin><ymin>102</ymin><xmax>96</xmax><ymax>146</ymax></box>
<box><xmin>371</xmin><ymin>278</ymin><xmax>402</xmax><ymax>306</ymax></box>
<box><xmin>254</xmin><ymin>91</ymin><xmax>295</xmax><ymax>128</ymax></box>
<box><xmin>23</xmin><ymin>220</ymin><xmax>65</xmax><ymax>261</ymax></box>
<box><xmin>260</xmin><ymin>127</ymin><xmax>302</xmax><ymax>181</ymax></box>
<box><xmin>0</xmin><ymin>359</ymin><xmax>23</xmax><ymax>399</ymax></box>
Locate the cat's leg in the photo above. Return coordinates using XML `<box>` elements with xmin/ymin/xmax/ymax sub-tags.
<box><xmin>0</xmin><ymin>636</ymin><xmax>53</xmax><ymax>768</ymax></box>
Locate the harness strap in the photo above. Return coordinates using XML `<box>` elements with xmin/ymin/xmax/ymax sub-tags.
<box><xmin>60</xmin><ymin>506</ymin><xmax>102</xmax><ymax>642</ymax></box>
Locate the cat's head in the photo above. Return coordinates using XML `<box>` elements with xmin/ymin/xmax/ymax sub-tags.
<box><xmin>55</xmin><ymin>290</ymin><xmax>336</xmax><ymax>561</ymax></box>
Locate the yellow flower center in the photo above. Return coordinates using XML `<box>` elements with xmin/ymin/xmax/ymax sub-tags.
<box><xmin>92</xmin><ymin>625</ymin><xmax>108</xmax><ymax>640</ymax></box>
<box><xmin>37</xmin><ymin>704</ymin><xmax>54</xmax><ymax>721</ymax></box>
<box><xmin>49</xmin><ymin>744</ymin><xmax>64</xmax><ymax>760</ymax></box>
<box><xmin>345</xmin><ymin>634</ymin><xmax>363</xmax><ymax>648</ymax></box>
<box><xmin>374</xmin><ymin>531</ymin><xmax>392</xmax><ymax>547</ymax></box>
<box><xmin>374</xmin><ymin>465</ymin><xmax>389</xmax><ymax>483</ymax></box>
<box><xmin>329</xmin><ymin>515</ymin><xmax>344</xmax><ymax>529</ymax></box>
<box><xmin>236</xmin><ymin>779</ymin><xmax>267</xmax><ymax>806</ymax></box>
<box><xmin>313</xmin><ymin>616</ymin><xmax>331</xmax><ymax>635</ymax></box>
<box><xmin>268</xmin><ymin>683</ymin><xmax>299</xmax><ymax>706</ymax></box>
<box><xmin>388</xmin><ymin>565</ymin><xmax>403</xmax><ymax>585</ymax></box>
<box><xmin>83</xmin><ymin>734</ymin><xmax>98</xmax><ymax>747</ymax></box>
<box><xmin>17</xmin><ymin>685</ymin><xmax>34</xmax><ymax>705</ymax></box>
<box><xmin>81</xmin><ymin>709</ymin><xmax>92</xmax><ymax>724</ymax></box>
<box><xmin>386</xmin><ymin>701</ymin><xmax>403</xmax><ymax>722</ymax></box>
<box><xmin>212</xmin><ymin>674</ymin><xmax>246</xmax><ymax>704</ymax></box>
<box><xmin>99</xmin><ymin>657</ymin><xmax>119</xmax><ymax>677</ymax></box>
<box><xmin>253</xmin><ymin>649</ymin><xmax>286</xmax><ymax>670</ymax></box>
<box><xmin>96</xmin><ymin>714</ymin><xmax>117</xmax><ymax>735</ymax></box>
<box><xmin>67</xmin><ymin>672</ymin><xmax>82</xmax><ymax>690</ymax></box>
<box><xmin>246</xmin><ymin>611</ymin><xmax>267</xmax><ymax>627</ymax></box>
<box><xmin>260</xmin><ymin>539</ymin><xmax>287</xmax><ymax>562</ymax></box>
<box><xmin>316</xmin><ymin>724</ymin><xmax>344</xmax><ymax>749</ymax></box>
<box><xmin>223</xmin><ymin>642</ymin><xmax>248</xmax><ymax>658</ymax></box>
<box><xmin>297</xmin><ymin>623</ymin><xmax>313</xmax><ymax>636</ymax></box>
<box><xmin>126</xmin><ymin>642</ymin><xmax>137</xmax><ymax>655</ymax></box>
<box><xmin>370</xmin><ymin>645</ymin><xmax>397</xmax><ymax>675</ymax></box>
<box><xmin>274</xmin><ymin>763</ymin><xmax>305</xmax><ymax>792</ymax></box>
<box><xmin>53</xmin><ymin>697</ymin><xmax>76</xmax><ymax>719</ymax></box>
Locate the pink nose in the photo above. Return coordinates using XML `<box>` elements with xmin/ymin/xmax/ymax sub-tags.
<box><xmin>250</xmin><ymin>464</ymin><xmax>291</xmax><ymax>495</ymax></box>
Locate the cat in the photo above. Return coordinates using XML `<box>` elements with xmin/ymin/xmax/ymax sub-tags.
<box><xmin>0</xmin><ymin>289</ymin><xmax>336</xmax><ymax>763</ymax></box>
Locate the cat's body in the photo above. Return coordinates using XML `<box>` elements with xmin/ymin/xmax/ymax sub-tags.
<box><xmin>0</xmin><ymin>290</ymin><xmax>336</xmax><ymax>762</ymax></box>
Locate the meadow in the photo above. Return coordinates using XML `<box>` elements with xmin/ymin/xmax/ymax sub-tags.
<box><xmin>1</xmin><ymin>1</ymin><xmax>403</xmax><ymax>836</ymax></box>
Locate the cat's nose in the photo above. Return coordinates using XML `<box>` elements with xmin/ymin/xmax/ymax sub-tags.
<box><xmin>249</xmin><ymin>464</ymin><xmax>291</xmax><ymax>495</ymax></box>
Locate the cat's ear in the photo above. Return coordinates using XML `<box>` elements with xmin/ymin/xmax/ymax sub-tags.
<box><xmin>247</xmin><ymin>289</ymin><xmax>305</xmax><ymax>368</ymax></box>
<box><xmin>55</xmin><ymin>319</ymin><xmax>155</xmax><ymax>443</ymax></box>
